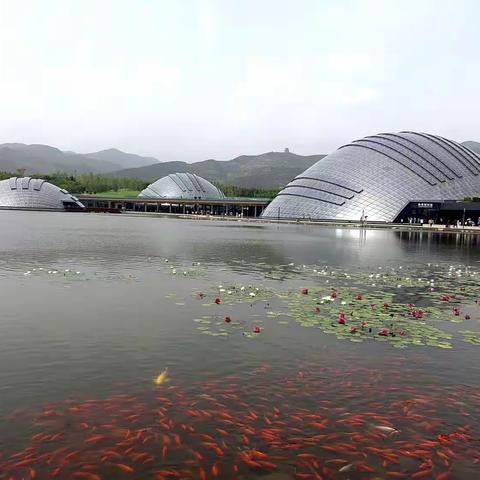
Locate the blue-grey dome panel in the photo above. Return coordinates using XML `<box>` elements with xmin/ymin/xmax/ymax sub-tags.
<box><xmin>262</xmin><ymin>132</ymin><xmax>480</xmax><ymax>222</ymax></box>
<box><xmin>139</xmin><ymin>173</ymin><xmax>224</xmax><ymax>200</ymax></box>
<box><xmin>0</xmin><ymin>177</ymin><xmax>84</xmax><ymax>210</ymax></box>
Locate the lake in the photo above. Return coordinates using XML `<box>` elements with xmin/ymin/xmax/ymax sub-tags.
<box><xmin>0</xmin><ymin>211</ymin><xmax>479</xmax><ymax>479</ymax></box>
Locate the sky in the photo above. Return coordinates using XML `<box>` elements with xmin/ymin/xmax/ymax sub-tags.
<box><xmin>0</xmin><ymin>0</ymin><xmax>479</xmax><ymax>162</ymax></box>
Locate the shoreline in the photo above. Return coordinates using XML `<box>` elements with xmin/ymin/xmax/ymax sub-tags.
<box><xmin>117</xmin><ymin>211</ymin><xmax>480</xmax><ymax>234</ymax></box>
<box><xmin>2</xmin><ymin>207</ymin><xmax>479</xmax><ymax>234</ymax></box>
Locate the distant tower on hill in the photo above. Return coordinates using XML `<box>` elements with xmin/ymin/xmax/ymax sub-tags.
<box><xmin>284</xmin><ymin>147</ymin><xmax>290</xmax><ymax>153</ymax></box>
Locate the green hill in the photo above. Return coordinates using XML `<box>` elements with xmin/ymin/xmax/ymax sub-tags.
<box><xmin>0</xmin><ymin>143</ymin><xmax>158</xmax><ymax>174</ymax></box>
<box><xmin>109</xmin><ymin>151</ymin><xmax>325</xmax><ymax>190</ymax></box>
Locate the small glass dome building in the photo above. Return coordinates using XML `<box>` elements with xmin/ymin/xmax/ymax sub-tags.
<box><xmin>0</xmin><ymin>177</ymin><xmax>84</xmax><ymax>210</ymax></box>
<box><xmin>139</xmin><ymin>173</ymin><xmax>224</xmax><ymax>200</ymax></box>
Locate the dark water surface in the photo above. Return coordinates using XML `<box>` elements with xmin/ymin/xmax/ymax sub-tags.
<box><xmin>0</xmin><ymin>211</ymin><xmax>479</xmax><ymax>479</ymax></box>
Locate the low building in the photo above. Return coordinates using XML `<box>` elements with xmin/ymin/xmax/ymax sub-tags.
<box><xmin>78</xmin><ymin>194</ymin><xmax>269</xmax><ymax>217</ymax></box>
<box><xmin>0</xmin><ymin>177</ymin><xmax>84</xmax><ymax>210</ymax></box>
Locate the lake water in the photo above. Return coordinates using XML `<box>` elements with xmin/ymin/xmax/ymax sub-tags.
<box><xmin>0</xmin><ymin>211</ymin><xmax>479</xmax><ymax>479</ymax></box>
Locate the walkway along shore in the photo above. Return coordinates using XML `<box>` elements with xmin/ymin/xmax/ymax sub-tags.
<box><xmin>117</xmin><ymin>211</ymin><xmax>480</xmax><ymax>234</ymax></box>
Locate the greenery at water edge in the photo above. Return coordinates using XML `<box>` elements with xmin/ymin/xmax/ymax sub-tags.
<box><xmin>0</xmin><ymin>171</ymin><xmax>147</xmax><ymax>194</ymax></box>
<box><xmin>0</xmin><ymin>171</ymin><xmax>279</xmax><ymax>198</ymax></box>
<box><xmin>214</xmin><ymin>183</ymin><xmax>280</xmax><ymax>199</ymax></box>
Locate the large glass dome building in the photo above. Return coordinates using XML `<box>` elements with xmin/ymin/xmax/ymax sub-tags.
<box><xmin>262</xmin><ymin>131</ymin><xmax>480</xmax><ymax>222</ymax></box>
<box><xmin>139</xmin><ymin>173</ymin><xmax>224</xmax><ymax>200</ymax></box>
<box><xmin>0</xmin><ymin>177</ymin><xmax>84</xmax><ymax>210</ymax></box>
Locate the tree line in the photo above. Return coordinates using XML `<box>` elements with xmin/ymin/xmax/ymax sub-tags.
<box><xmin>214</xmin><ymin>183</ymin><xmax>279</xmax><ymax>199</ymax></box>
<box><xmin>0</xmin><ymin>172</ymin><xmax>148</xmax><ymax>194</ymax></box>
<box><xmin>0</xmin><ymin>172</ymin><xmax>279</xmax><ymax>198</ymax></box>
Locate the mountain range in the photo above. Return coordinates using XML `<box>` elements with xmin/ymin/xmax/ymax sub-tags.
<box><xmin>0</xmin><ymin>143</ymin><xmax>156</xmax><ymax>174</ymax></box>
<box><xmin>0</xmin><ymin>143</ymin><xmax>325</xmax><ymax>189</ymax></box>
<box><xmin>1</xmin><ymin>139</ymin><xmax>479</xmax><ymax>190</ymax></box>
<box><xmin>108</xmin><ymin>151</ymin><xmax>326</xmax><ymax>189</ymax></box>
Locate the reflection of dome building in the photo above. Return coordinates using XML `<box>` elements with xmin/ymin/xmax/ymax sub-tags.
<box><xmin>0</xmin><ymin>177</ymin><xmax>84</xmax><ymax>210</ymax></box>
<box><xmin>139</xmin><ymin>173</ymin><xmax>224</xmax><ymax>200</ymax></box>
<box><xmin>262</xmin><ymin>131</ymin><xmax>480</xmax><ymax>222</ymax></box>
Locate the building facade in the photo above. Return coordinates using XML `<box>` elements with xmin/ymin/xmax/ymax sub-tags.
<box><xmin>262</xmin><ymin>132</ymin><xmax>480</xmax><ymax>222</ymax></box>
<box><xmin>139</xmin><ymin>173</ymin><xmax>224</xmax><ymax>200</ymax></box>
<box><xmin>0</xmin><ymin>177</ymin><xmax>84</xmax><ymax>210</ymax></box>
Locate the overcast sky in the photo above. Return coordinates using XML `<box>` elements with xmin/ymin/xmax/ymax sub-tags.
<box><xmin>0</xmin><ymin>0</ymin><xmax>478</xmax><ymax>162</ymax></box>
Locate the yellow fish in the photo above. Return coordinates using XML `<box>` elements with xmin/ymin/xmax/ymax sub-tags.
<box><xmin>154</xmin><ymin>368</ymin><xmax>168</xmax><ymax>386</ymax></box>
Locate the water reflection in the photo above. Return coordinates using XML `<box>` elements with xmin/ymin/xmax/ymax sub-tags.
<box><xmin>395</xmin><ymin>229</ymin><xmax>480</xmax><ymax>262</ymax></box>
<box><xmin>1</xmin><ymin>212</ymin><xmax>480</xmax><ymax>478</ymax></box>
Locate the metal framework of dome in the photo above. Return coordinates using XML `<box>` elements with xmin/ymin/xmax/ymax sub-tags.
<box><xmin>139</xmin><ymin>173</ymin><xmax>224</xmax><ymax>200</ymax></box>
<box><xmin>262</xmin><ymin>132</ymin><xmax>480</xmax><ymax>222</ymax></box>
<box><xmin>0</xmin><ymin>177</ymin><xmax>84</xmax><ymax>210</ymax></box>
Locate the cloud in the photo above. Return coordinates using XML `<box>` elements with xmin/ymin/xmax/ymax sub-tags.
<box><xmin>234</xmin><ymin>53</ymin><xmax>387</xmax><ymax>106</ymax></box>
<box><xmin>0</xmin><ymin>0</ymin><xmax>478</xmax><ymax>160</ymax></box>
<box><xmin>196</xmin><ymin>0</ymin><xmax>217</xmax><ymax>49</ymax></box>
<box><xmin>340</xmin><ymin>87</ymin><xmax>382</xmax><ymax>106</ymax></box>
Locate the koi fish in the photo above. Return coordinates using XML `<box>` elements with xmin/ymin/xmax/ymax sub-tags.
<box><xmin>374</xmin><ymin>425</ymin><xmax>399</xmax><ymax>434</ymax></box>
<box><xmin>338</xmin><ymin>463</ymin><xmax>354</xmax><ymax>473</ymax></box>
<box><xmin>112</xmin><ymin>463</ymin><xmax>134</xmax><ymax>473</ymax></box>
<box><xmin>154</xmin><ymin>368</ymin><xmax>169</xmax><ymax>386</ymax></box>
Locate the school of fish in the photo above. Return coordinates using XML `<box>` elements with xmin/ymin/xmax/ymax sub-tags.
<box><xmin>1</xmin><ymin>362</ymin><xmax>479</xmax><ymax>480</ymax></box>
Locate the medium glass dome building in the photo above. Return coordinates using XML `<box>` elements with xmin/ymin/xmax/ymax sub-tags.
<box><xmin>139</xmin><ymin>173</ymin><xmax>224</xmax><ymax>200</ymax></box>
<box><xmin>262</xmin><ymin>131</ymin><xmax>480</xmax><ymax>222</ymax></box>
<box><xmin>0</xmin><ymin>177</ymin><xmax>84</xmax><ymax>210</ymax></box>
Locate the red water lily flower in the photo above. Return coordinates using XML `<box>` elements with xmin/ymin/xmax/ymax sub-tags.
<box><xmin>301</xmin><ymin>288</ymin><xmax>309</xmax><ymax>295</ymax></box>
<box><xmin>253</xmin><ymin>325</ymin><xmax>261</xmax><ymax>333</ymax></box>
<box><xmin>214</xmin><ymin>297</ymin><xmax>221</xmax><ymax>305</ymax></box>
<box><xmin>224</xmin><ymin>316</ymin><xmax>231</xmax><ymax>323</ymax></box>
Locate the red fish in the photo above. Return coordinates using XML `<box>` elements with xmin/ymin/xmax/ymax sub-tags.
<box><xmin>72</xmin><ymin>473</ymin><xmax>102</xmax><ymax>480</ymax></box>
<box><xmin>112</xmin><ymin>464</ymin><xmax>134</xmax><ymax>473</ymax></box>
<box><xmin>85</xmin><ymin>434</ymin><xmax>109</xmax><ymax>444</ymax></box>
<box><xmin>412</xmin><ymin>470</ymin><xmax>432</xmax><ymax>479</ymax></box>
